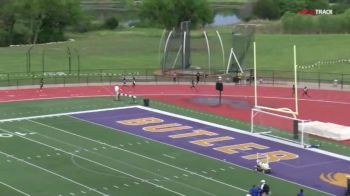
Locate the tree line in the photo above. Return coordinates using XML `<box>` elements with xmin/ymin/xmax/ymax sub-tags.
<box><xmin>0</xmin><ymin>0</ymin><xmax>214</xmax><ymax>46</ymax></box>
<box><xmin>0</xmin><ymin>0</ymin><xmax>82</xmax><ymax>46</ymax></box>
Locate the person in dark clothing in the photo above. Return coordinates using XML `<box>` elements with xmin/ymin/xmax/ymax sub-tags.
<box><xmin>40</xmin><ymin>78</ymin><xmax>44</xmax><ymax>89</ymax></box>
<box><xmin>248</xmin><ymin>185</ymin><xmax>259</xmax><ymax>196</ymax></box>
<box><xmin>196</xmin><ymin>72</ymin><xmax>200</xmax><ymax>84</ymax></box>
<box><xmin>297</xmin><ymin>189</ymin><xmax>304</xmax><ymax>196</ymax></box>
<box><xmin>122</xmin><ymin>75</ymin><xmax>126</xmax><ymax>86</ymax></box>
<box><xmin>292</xmin><ymin>84</ymin><xmax>295</xmax><ymax>96</ymax></box>
<box><xmin>132</xmin><ymin>76</ymin><xmax>136</xmax><ymax>87</ymax></box>
<box><xmin>259</xmin><ymin>180</ymin><xmax>270</xmax><ymax>196</ymax></box>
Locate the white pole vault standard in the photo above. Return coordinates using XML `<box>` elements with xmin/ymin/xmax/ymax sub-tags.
<box><xmin>163</xmin><ymin>30</ymin><xmax>173</xmax><ymax>70</ymax></box>
<box><xmin>216</xmin><ymin>30</ymin><xmax>225</xmax><ymax>73</ymax></box>
<box><xmin>203</xmin><ymin>31</ymin><xmax>211</xmax><ymax>74</ymax></box>
<box><xmin>172</xmin><ymin>45</ymin><xmax>183</xmax><ymax>69</ymax></box>
<box><xmin>182</xmin><ymin>31</ymin><xmax>187</xmax><ymax>70</ymax></box>
<box><xmin>254</xmin><ymin>42</ymin><xmax>257</xmax><ymax>107</ymax></box>
<box><xmin>294</xmin><ymin>45</ymin><xmax>299</xmax><ymax>116</ymax></box>
<box><xmin>159</xmin><ymin>29</ymin><xmax>166</xmax><ymax>65</ymax></box>
<box><xmin>226</xmin><ymin>49</ymin><xmax>233</xmax><ymax>74</ymax></box>
<box><xmin>226</xmin><ymin>48</ymin><xmax>244</xmax><ymax>74</ymax></box>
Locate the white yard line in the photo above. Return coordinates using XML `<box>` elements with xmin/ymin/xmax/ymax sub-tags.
<box><xmin>0</xmin><ymin>151</ymin><xmax>107</xmax><ymax>196</ymax></box>
<box><xmin>0</xmin><ymin>127</ymin><xmax>186</xmax><ymax>196</ymax></box>
<box><xmin>0</xmin><ymin>181</ymin><xmax>31</xmax><ymax>196</ymax></box>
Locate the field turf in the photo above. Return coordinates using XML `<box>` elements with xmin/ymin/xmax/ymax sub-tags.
<box><xmin>0</xmin><ymin>97</ymin><xmax>338</xmax><ymax>195</ymax></box>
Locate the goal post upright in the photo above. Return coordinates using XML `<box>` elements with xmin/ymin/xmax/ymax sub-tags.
<box><xmin>254</xmin><ymin>42</ymin><xmax>257</xmax><ymax>107</ymax></box>
<box><xmin>253</xmin><ymin>42</ymin><xmax>298</xmax><ymax>117</ymax></box>
<box><xmin>250</xmin><ymin>43</ymin><xmax>311</xmax><ymax>147</ymax></box>
<box><xmin>294</xmin><ymin>45</ymin><xmax>299</xmax><ymax>115</ymax></box>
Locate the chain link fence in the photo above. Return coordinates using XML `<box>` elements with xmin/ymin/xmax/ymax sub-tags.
<box><xmin>0</xmin><ymin>69</ymin><xmax>350</xmax><ymax>90</ymax></box>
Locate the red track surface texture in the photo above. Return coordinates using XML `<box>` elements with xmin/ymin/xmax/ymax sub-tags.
<box><xmin>1</xmin><ymin>84</ymin><xmax>350</xmax><ymax>128</ymax></box>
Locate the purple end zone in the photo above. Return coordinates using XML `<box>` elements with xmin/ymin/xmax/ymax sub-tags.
<box><xmin>72</xmin><ymin>107</ymin><xmax>350</xmax><ymax>195</ymax></box>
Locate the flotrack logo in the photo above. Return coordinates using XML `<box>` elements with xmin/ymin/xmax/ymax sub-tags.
<box><xmin>298</xmin><ymin>9</ymin><xmax>333</xmax><ymax>15</ymax></box>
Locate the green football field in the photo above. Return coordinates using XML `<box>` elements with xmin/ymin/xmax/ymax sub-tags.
<box><xmin>0</xmin><ymin>97</ymin><xmax>331</xmax><ymax>195</ymax></box>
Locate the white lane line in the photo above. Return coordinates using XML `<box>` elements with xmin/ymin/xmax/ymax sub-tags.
<box><xmin>0</xmin><ymin>127</ymin><xmax>185</xmax><ymax>196</ymax></box>
<box><xmin>29</xmin><ymin>119</ymin><xmax>246</xmax><ymax>193</ymax></box>
<box><xmin>0</xmin><ymin>151</ymin><xmax>106</xmax><ymax>196</ymax></box>
<box><xmin>0</xmin><ymin>181</ymin><xmax>31</xmax><ymax>196</ymax></box>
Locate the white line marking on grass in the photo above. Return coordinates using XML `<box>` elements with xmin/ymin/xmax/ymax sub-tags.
<box><xmin>0</xmin><ymin>128</ymin><xmax>186</xmax><ymax>196</ymax></box>
<box><xmin>0</xmin><ymin>151</ymin><xmax>107</xmax><ymax>196</ymax></box>
<box><xmin>30</xmin><ymin>126</ymin><xmax>217</xmax><ymax>196</ymax></box>
<box><xmin>162</xmin><ymin>154</ymin><xmax>176</xmax><ymax>159</ymax></box>
<box><xmin>29</xmin><ymin>118</ymin><xmax>247</xmax><ymax>193</ymax></box>
<box><xmin>0</xmin><ymin>181</ymin><xmax>31</xmax><ymax>196</ymax></box>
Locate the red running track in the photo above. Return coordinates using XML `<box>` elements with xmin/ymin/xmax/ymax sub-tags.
<box><xmin>1</xmin><ymin>84</ymin><xmax>350</xmax><ymax>132</ymax></box>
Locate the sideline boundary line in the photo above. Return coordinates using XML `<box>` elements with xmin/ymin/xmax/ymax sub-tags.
<box><xmin>1</xmin><ymin>105</ymin><xmax>347</xmax><ymax>162</ymax></box>
<box><xmin>0</xmin><ymin>181</ymin><xmax>31</xmax><ymax>196</ymax></box>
